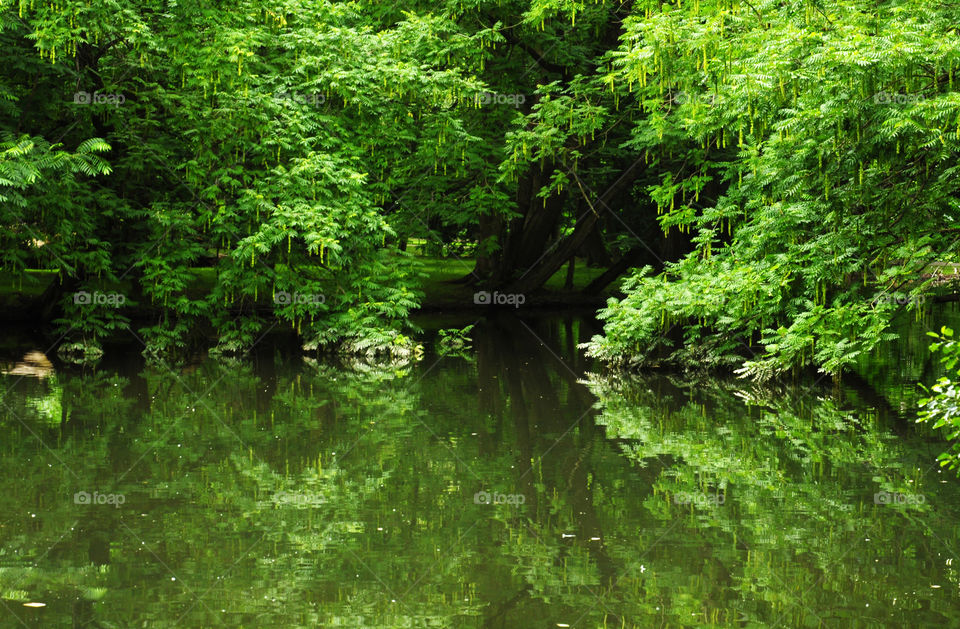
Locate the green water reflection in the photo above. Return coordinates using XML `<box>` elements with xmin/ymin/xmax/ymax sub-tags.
<box><xmin>0</xmin><ymin>313</ymin><xmax>958</xmax><ymax>627</ymax></box>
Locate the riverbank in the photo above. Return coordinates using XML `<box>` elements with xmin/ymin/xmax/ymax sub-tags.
<box><xmin>0</xmin><ymin>256</ymin><xmax>626</xmax><ymax>322</ymax></box>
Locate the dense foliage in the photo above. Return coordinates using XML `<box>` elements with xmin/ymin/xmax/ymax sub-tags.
<box><xmin>919</xmin><ymin>326</ymin><xmax>960</xmax><ymax>471</ymax></box>
<box><xmin>1</xmin><ymin>0</ymin><xmax>959</xmax><ymax>374</ymax></box>
<box><xmin>1</xmin><ymin>0</ymin><xmax>484</xmax><ymax>357</ymax></box>
<box><xmin>584</xmin><ymin>0</ymin><xmax>960</xmax><ymax>377</ymax></box>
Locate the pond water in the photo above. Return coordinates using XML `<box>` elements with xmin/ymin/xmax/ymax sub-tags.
<box><xmin>1</xmin><ymin>309</ymin><xmax>959</xmax><ymax>627</ymax></box>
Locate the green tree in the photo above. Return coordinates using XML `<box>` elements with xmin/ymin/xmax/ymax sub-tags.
<box><xmin>585</xmin><ymin>0</ymin><xmax>960</xmax><ymax>377</ymax></box>
<box><xmin>3</xmin><ymin>0</ymin><xmax>491</xmax><ymax>358</ymax></box>
<box><xmin>918</xmin><ymin>326</ymin><xmax>960</xmax><ymax>472</ymax></box>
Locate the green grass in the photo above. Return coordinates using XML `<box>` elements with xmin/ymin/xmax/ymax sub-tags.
<box><xmin>412</xmin><ymin>255</ymin><xmax>620</xmax><ymax>308</ymax></box>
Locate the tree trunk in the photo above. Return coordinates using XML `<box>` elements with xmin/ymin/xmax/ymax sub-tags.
<box><xmin>506</xmin><ymin>210</ymin><xmax>599</xmax><ymax>294</ymax></box>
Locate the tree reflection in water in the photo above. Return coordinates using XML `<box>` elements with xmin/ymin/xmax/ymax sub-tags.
<box><xmin>0</xmin><ymin>314</ymin><xmax>957</xmax><ymax>627</ymax></box>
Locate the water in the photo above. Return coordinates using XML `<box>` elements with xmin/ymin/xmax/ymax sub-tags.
<box><xmin>1</xmin><ymin>311</ymin><xmax>958</xmax><ymax>627</ymax></box>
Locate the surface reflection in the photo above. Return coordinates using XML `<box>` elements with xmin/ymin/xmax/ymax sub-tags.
<box><xmin>0</xmin><ymin>313</ymin><xmax>957</xmax><ymax>627</ymax></box>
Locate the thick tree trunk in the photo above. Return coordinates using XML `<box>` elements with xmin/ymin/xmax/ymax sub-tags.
<box><xmin>506</xmin><ymin>210</ymin><xmax>599</xmax><ymax>294</ymax></box>
<box><xmin>515</xmin><ymin>191</ymin><xmax>566</xmax><ymax>270</ymax></box>
<box><xmin>466</xmin><ymin>161</ymin><xmax>568</xmax><ymax>287</ymax></box>
<box><xmin>496</xmin><ymin>162</ymin><xmax>565</xmax><ymax>281</ymax></box>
